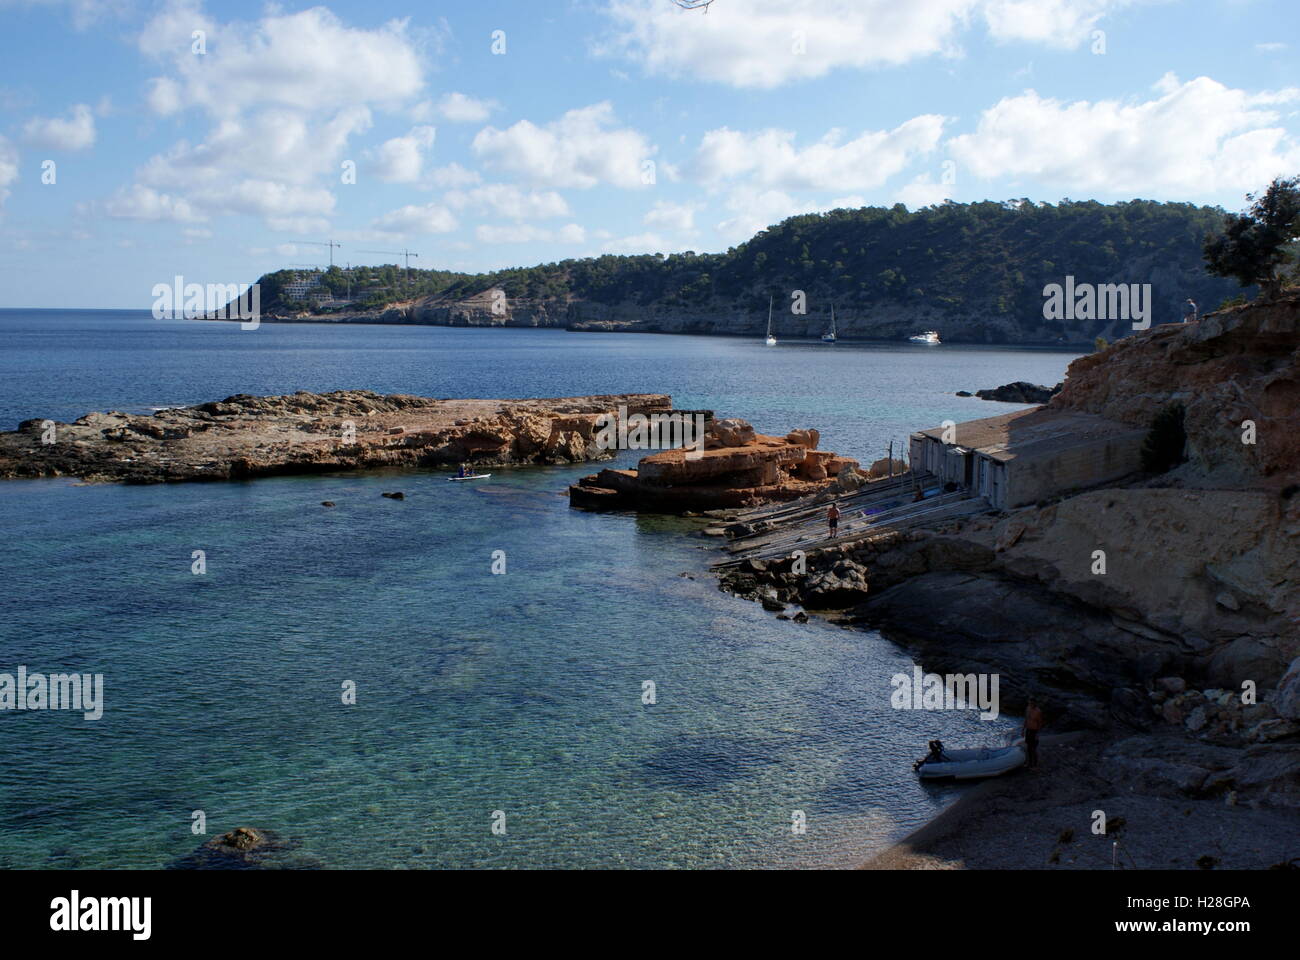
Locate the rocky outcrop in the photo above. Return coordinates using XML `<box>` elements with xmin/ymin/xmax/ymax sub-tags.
<box><xmin>570</xmin><ymin>421</ymin><xmax>859</xmax><ymax>512</ymax></box>
<box><xmin>973</xmin><ymin>381</ymin><xmax>1062</xmax><ymax>403</ymax></box>
<box><xmin>0</xmin><ymin>390</ymin><xmax>673</xmax><ymax>484</ymax></box>
<box><xmin>1051</xmin><ymin>294</ymin><xmax>1300</xmax><ymax>484</ymax></box>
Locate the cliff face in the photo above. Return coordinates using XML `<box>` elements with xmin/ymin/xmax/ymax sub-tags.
<box><xmin>1052</xmin><ymin>294</ymin><xmax>1300</xmax><ymax>484</ymax></box>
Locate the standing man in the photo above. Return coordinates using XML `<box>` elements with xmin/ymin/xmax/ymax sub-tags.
<box><xmin>827</xmin><ymin>501</ymin><xmax>840</xmax><ymax>538</ymax></box>
<box><xmin>1024</xmin><ymin>697</ymin><xmax>1044</xmax><ymax>769</ymax></box>
<box><xmin>1183</xmin><ymin>298</ymin><xmax>1198</xmax><ymax>323</ymax></box>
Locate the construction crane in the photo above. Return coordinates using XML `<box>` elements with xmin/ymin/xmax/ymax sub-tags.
<box><xmin>359</xmin><ymin>249</ymin><xmax>420</xmax><ymax>287</ymax></box>
<box><xmin>292</xmin><ymin>239</ymin><xmax>342</xmax><ymax>267</ymax></box>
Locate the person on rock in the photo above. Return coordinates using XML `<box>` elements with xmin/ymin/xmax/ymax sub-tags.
<box><xmin>827</xmin><ymin>501</ymin><xmax>840</xmax><ymax>538</ymax></box>
<box><xmin>1024</xmin><ymin>697</ymin><xmax>1044</xmax><ymax>769</ymax></box>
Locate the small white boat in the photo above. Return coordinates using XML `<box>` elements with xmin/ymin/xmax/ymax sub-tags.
<box><xmin>447</xmin><ymin>473</ymin><xmax>491</xmax><ymax>482</ymax></box>
<box><xmin>914</xmin><ymin>739</ymin><xmax>1025</xmax><ymax>780</ymax></box>
<box><xmin>821</xmin><ymin>304</ymin><xmax>837</xmax><ymax>343</ymax></box>
<box><xmin>909</xmin><ymin>330</ymin><xmax>941</xmax><ymax>344</ymax></box>
<box><xmin>765</xmin><ymin>295</ymin><xmax>777</xmax><ymax>345</ymax></box>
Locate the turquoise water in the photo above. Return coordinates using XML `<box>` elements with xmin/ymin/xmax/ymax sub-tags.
<box><xmin>0</xmin><ymin>311</ymin><xmax>1078</xmax><ymax>868</ymax></box>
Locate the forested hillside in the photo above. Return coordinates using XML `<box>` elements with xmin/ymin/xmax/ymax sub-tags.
<box><xmin>253</xmin><ymin>199</ymin><xmax>1251</xmax><ymax>343</ymax></box>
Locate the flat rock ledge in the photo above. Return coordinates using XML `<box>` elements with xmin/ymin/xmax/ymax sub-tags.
<box><xmin>0</xmin><ymin>390</ymin><xmax>675</xmax><ymax>484</ymax></box>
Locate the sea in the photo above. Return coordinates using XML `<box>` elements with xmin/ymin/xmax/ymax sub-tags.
<box><xmin>0</xmin><ymin>309</ymin><xmax>1079</xmax><ymax>869</ymax></box>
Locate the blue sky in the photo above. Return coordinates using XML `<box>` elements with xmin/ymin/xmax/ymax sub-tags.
<box><xmin>1</xmin><ymin>0</ymin><xmax>1297</xmax><ymax>308</ymax></box>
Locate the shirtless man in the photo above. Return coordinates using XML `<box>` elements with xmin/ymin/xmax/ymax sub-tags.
<box><xmin>827</xmin><ymin>501</ymin><xmax>840</xmax><ymax>538</ymax></box>
<box><xmin>1024</xmin><ymin>698</ymin><xmax>1044</xmax><ymax>769</ymax></box>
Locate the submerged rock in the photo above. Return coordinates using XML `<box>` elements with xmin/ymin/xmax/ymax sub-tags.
<box><xmin>168</xmin><ymin>827</ymin><xmax>319</xmax><ymax>870</ymax></box>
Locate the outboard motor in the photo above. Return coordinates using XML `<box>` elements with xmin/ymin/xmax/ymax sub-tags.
<box><xmin>913</xmin><ymin>738</ymin><xmax>946</xmax><ymax>770</ymax></box>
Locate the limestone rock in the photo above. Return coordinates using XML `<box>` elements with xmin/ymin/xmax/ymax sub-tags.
<box><xmin>710</xmin><ymin>418</ymin><xmax>755</xmax><ymax>447</ymax></box>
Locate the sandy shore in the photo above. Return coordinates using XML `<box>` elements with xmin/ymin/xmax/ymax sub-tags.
<box><xmin>863</xmin><ymin>732</ymin><xmax>1299</xmax><ymax>870</ymax></box>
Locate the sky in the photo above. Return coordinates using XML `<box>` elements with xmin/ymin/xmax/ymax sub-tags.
<box><xmin>0</xmin><ymin>0</ymin><xmax>1297</xmax><ymax>308</ymax></box>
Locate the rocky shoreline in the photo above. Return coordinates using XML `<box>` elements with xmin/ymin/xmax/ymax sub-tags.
<box><xmin>714</xmin><ymin>298</ymin><xmax>1300</xmax><ymax>842</ymax></box>
<box><xmin>0</xmin><ymin>390</ymin><xmax>679</xmax><ymax>484</ymax></box>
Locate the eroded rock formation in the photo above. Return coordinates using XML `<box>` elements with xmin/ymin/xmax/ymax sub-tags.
<box><xmin>569</xmin><ymin>419</ymin><xmax>858</xmax><ymax>511</ymax></box>
<box><xmin>0</xmin><ymin>390</ymin><xmax>673</xmax><ymax>484</ymax></box>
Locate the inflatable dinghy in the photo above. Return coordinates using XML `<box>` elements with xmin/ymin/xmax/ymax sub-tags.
<box><xmin>914</xmin><ymin>739</ymin><xmax>1025</xmax><ymax>780</ymax></box>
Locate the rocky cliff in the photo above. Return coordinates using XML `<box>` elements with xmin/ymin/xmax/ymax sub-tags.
<box><xmin>1052</xmin><ymin>293</ymin><xmax>1300</xmax><ymax>485</ymax></box>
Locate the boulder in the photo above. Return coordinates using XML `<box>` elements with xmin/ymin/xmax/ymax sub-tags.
<box><xmin>785</xmin><ymin>429</ymin><xmax>819</xmax><ymax>449</ymax></box>
<box><xmin>709</xmin><ymin>418</ymin><xmax>756</xmax><ymax>447</ymax></box>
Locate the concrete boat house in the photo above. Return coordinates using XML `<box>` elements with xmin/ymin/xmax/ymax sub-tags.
<box><xmin>909</xmin><ymin>407</ymin><xmax>1147</xmax><ymax>510</ymax></box>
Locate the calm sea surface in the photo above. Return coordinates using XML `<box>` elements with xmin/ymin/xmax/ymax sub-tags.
<box><xmin>0</xmin><ymin>309</ymin><xmax>1079</xmax><ymax>868</ymax></box>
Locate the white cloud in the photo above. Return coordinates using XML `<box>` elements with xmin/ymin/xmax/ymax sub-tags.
<box><xmin>600</xmin><ymin>231</ymin><xmax>691</xmax><ymax>254</ymax></box>
<box><xmin>218</xmin><ymin>180</ymin><xmax>336</xmax><ymax>220</ymax></box>
<box><xmin>895</xmin><ymin>176</ymin><xmax>952</xmax><ymax>209</ymax></box>
<box><xmin>600</xmin><ymin>0</ymin><xmax>973</xmax><ymax>88</ymax></box>
<box><xmin>445</xmin><ymin>184</ymin><xmax>570</xmax><ymax>220</ymax></box>
<box><xmin>0</xmin><ymin>136</ymin><xmax>18</xmax><ymax>209</ymax></box>
<box><xmin>600</xmin><ymin>0</ymin><xmax>1159</xmax><ymax>88</ymax></box>
<box><xmin>690</xmin><ymin>116</ymin><xmax>945</xmax><ymax>191</ymax></box>
<box><xmin>106</xmin><ymin>3</ymin><xmax>429</xmax><ymax>230</ymax></box>
<box><xmin>715</xmin><ymin>188</ymin><xmax>805</xmax><ymax>243</ymax></box>
<box><xmin>22</xmin><ymin>103</ymin><xmax>96</xmax><ymax>151</ymax></box>
<box><xmin>103</xmin><ymin>184</ymin><xmax>205</xmax><ymax>223</ymax></box>
<box><xmin>643</xmin><ymin>200</ymin><xmax>697</xmax><ymax>232</ymax></box>
<box><xmin>475</xmin><ymin>223</ymin><xmax>586</xmax><ymax>245</ymax></box>
<box><xmin>414</xmin><ymin>92</ymin><xmax>499</xmax><ymax>124</ymax></box>
<box><xmin>981</xmin><ymin>0</ymin><xmax>1144</xmax><ymax>48</ymax></box>
<box><xmin>472</xmin><ymin>102</ymin><xmax>655</xmax><ymax>189</ymax></box>
<box><xmin>948</xmin><ymin>74</ymin><xmax>1300</xmax><ymax>195</ymax></box>
<box><xmin>372</xmin><ymin>202</ymin><xmax>458</xmax><ymax>234</ymax></box>
<box><xmin>427</xmin><ymin>163</ymin><xmax>482</xmax><ymax>188</ymax></box>
<box><xmin>138</xmin><ymin>2</ymin><xmax>423</xmax><ymax>118</ymax></box>
<box><xmin>140</xmin><ymin>107</ymin><xmax>371</xmax><ymax>191</ymax></box>
<box><xmin>369</xmin><ymin>126</ymin><xmax>436</xmax><ymax>183</ymax></box>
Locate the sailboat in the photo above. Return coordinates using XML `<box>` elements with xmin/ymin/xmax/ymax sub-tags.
<box><xmin>821</xmin><ymin>304</ymin><xmax>837</xmax><ymax>343</ymax></box>
<box><xmin>765</xmin><ymin>296</ymin><xmax>777</xmax><ymax>345</ymax></box>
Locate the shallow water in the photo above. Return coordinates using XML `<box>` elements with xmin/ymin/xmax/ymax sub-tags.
<box><xmin>0</xmin><ymin>311</ymin><xmax>1077</xmax><ymax>868</ymax></box>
